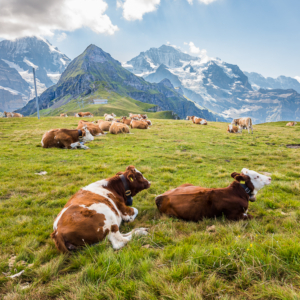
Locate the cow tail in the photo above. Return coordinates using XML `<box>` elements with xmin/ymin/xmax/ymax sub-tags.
<box><xmin>51</xmin><ymin>230</ymin><xmax>68</xmax><ymax>253</ymax></box>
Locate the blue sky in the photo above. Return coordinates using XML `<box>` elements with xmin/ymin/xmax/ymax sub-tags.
<box><xmin>1</xmin><ymin>0</ymin><xmax>299</xmax><ymax>78</ymax></box>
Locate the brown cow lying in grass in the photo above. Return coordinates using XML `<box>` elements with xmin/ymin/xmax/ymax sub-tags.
<box><xmin>4</xmin><ymin>111</ymin><xmax>23</xmax><ymax>117</ymax></box>
<box><xmin>227</xmin><ymin>124</ymin><xmax>240</xmax><ymax>133</ymax></box>
<box><xmin>75</xmin><ymin>112</ymin><xmax>93</xmax><ymax>117</ymax></box>
<box><xmin>129</xmin><ymin>113</ymin><xmax>141</xmax><ymax>120</ymax></box>
<box><xmin>98</xmin><ymin>120</ymin><xmax>112</xmax><ymax>131</ymax></box>
<box><xmin>155</xmin><ymin>168</ymin><xmax>271</xmax><ymax>221</ymax></box>
<box><xmin>77</xmin><ymin>120</ymin><xmax>104</xmax><ymax>136</ymax></box>
<box><xmin>109</xmin><ymin>121</ymin><xmax>131</xmax><ymax>134</ymax></box>
<box><xmin>60</xmin><ymin>113</ymin><xmax>68</xmax><ymax>117</ymax></box>
<box><xmin>41</xmin><ymin>125</ymin><xmax>94</xmax><ymax>149</ymax></box>
<box><xmin>51</xmin><ymin>166</ymin><xmax>151</xmax><ymax>252</ymax></box>
<box><xmin>104</xmin><ymin>113</ymin><xmax>116</xmax><ymax>121</ymax></box>
<box><xmin>130</xmin><ymin>119</ymin><xmax>149</xmax><ymax>129</ymax></box>
<box><xmin>121</xmin><ymin>117</ymin><xmax>132</xmax><ymax>125</ymax></box>
<box><xmin>192</xmin><ymin>116</ymin><xmax>208</xmax><ymax>125</ymax></box>
<box><xmin>286</xmin><ymin>122</ymin><xmax>297</xmax><ymax>126</ymax></box>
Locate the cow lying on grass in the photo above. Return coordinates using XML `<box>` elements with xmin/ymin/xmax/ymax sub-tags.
<box><xmin>130</xmin><ymin>119</ymin><xmax>149</xmax><ymax>129</ymax></box>
<box><xmin>51</xmin><ymin>166</ymin><xmax>151</xmax><ymax>252</ymax></box>
<box><xmin>121</xmin><ymin>117</ymin><xmax>132</xmax><ymax>126</ymax></box>
<box><xmin>227</xmin><ymin>124</ymin><xmax>240</xmax><ymax>133</ymax></box>
<box><xmin>77</xmin><ymin>120</ymin><xmax>104</xmax><ymax>136</ymax></box>
<box><xmin>41</xmin><ymin>125</ymin><xmax>94</xmax><ymax>149</ymax></box>
<box><xmin>60</xmin><ymin>113</ymin><xmax>68</xmax><ymax>117</ymax></box>
<box><xmin>75</xmin><ymin>112</ymin><xmax>93</xmax><ymax>117</ymax></box>
<box><xmin>155</xmin><ymin>168</ymin><xmax>271</xmax><ymax>221</ymax></box>
<box><xmin>109</xmin><ymin>121</ymin><xmax>131</xmax><ymax>134</ymax></box>
<box><xmin>129</xmin><ymin>113</ymin><xmax>141</xmax><ymax>120</ymax></box>
<box><xmin>192</xmin><ymin>116</ymin><xmax>208</xmax><ymax>125</ymax></box>
<box><xmin>286</xmin><ymin>122</ymin><xmax>297</xmax><ymax>126</ymax></box>
<box><xmin>232</xmin><ymin>117</ymin><xmax>253</xmax><ymax>134</ymax></box>
<box><xmin>104</xmin><ymin>113</ymin><xmax>116</xmax><ymax>121</ymax></box>
<box><xmin>4</xmin><ymin>111</ymin><xmax>23</xmax><ymax>117</ymax></box>
<box><xmin>98</xmin><ymin>120</ymin><xmax>112</xmax><ymax>131</ymax></box>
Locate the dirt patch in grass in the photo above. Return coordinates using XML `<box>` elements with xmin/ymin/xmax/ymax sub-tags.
<box><xmin>286</xmin><ymin>144</ymin><xmax>300</xmax><ymax>148</ymax></box>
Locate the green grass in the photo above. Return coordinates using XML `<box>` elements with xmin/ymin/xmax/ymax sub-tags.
<box><xmin>0</xmin><ymin>118</ymin><xmax>300</xmax><ymax>299</ymax></box>
<box><xmin>38</xmin><ymin>86</ymin><xmax>175</xmax><ymax>120</ymax></box>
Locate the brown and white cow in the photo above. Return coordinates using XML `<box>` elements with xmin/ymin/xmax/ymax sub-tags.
<box><xmin>140</xmin><ymin>114</ymin><xmax>147</xmax><ymax>120</ymax></box>
<box><xmin>130</xmin><ymin>119</ymin><xmax>149</xmax><ymax>129</ymax></box>
<box><xmin>51</xmin><ymin>166</ymin><xmax>151</xmax><ymax>252</ymax></box>
<box><xmin>98</xmin><ymin>120</ymin><xmax>112</xmax><ymax>131</ymax></box>
<box><xmin>77</xmin><ymin>120</ymin><xmax>104</xmax><ymax>136</ymax></box>
<box><xmin>232</xmin><ymin>117</ymin><xmax>253</xmax><ymax>134</ymax></box>
<box><xmin>75</xmin><ymin>112</ymin><xmax>94</xmax><ymax>118</ymax></box>
<box><xmin>41</xmin><ymin>125</ymin><xmax>94</xmax><ymax>149</ymax></box>
<box><xmin>4</xmin><ymin>111</ymin><xmax>23</xmax><ymax>118</ymax></box>
<box><xmin>109</xmin><ymin>121</ymin><xmax>131</xmax><ymax>134</ymax></box>
<box><xmin>286</xmin><ymin>122</ymin><xmax>297</xmax><ymax>126</ymax></box>
<box><xmin>155</xmin><ymin>168</ymin><xmax>271</xmax><ymax>221</ymax></box>
<box><xmin>60</xmin><ymin>113</ymin><xmax>68</xmax><ymax>117</ymax></box>
<box><xmin>129</xmin><ymin>113</ymin><xmax>141</xmax><ymax>120</ymax></box>
<box><xmin>121</xmin><ymin>117</ymin><xmax>132</xmax><ymax>126</ymax></box>
<box><xmin>104</xmin><ymin>113</ymin><xmax>116</xmax><ymax>121</ymax></box>
<box><xmin>192</xmin><ymin>116</ymin><xmax>207</xmax><ymax>125</ymax></box>
<box><xmin>227</xmin><ymin>124</ymin><xmax>240</xmax><ymax>133</ymax></box>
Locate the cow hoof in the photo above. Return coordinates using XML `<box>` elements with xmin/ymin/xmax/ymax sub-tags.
<box><xmin>134</xmin><ymin>228</ymin><xmax>148</xmax><ymax>236</ymax></box>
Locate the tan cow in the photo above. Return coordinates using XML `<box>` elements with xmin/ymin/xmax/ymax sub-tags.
<box><xmin>41</xmin><ymin>125</ymin><xmax>94</xmax><ymax>149</ymax></box>
<box><xmin>140</xmin><ymin>114</ymin><xmax>147</xmax><ymax>120</ymax></box>
<box><xmin>51</xmin><ymin>166</ymin><xmax>151</xmax><ymax>252</ymax></box>
<box><xmin>129</xmin><ymin>113</ymin><xmax>141</xmax><ymax>120</ymax></box>
<box><xmin>98</xmin><ymin>120</ymin><xmax>112</xmax><ymax>131</ymax></box>
<box><xmin>109</xmin><ymin>121</ymin><xmax>131</xmax><ymax>134</ymax></box>
<box><xmin>227</xmin><ymin>124</ymin><xmax>240</xmax><ymax>133</ymax></box>
<box><xmin>4</xmin><ymin>111</ymin><xmax>23</xmax><ymax>118</ymax></box>
<box><xmin>286</xmin><ymin>122</ymin><xmax>297</xmax><ymax>126</ymax></box>
<box><xmin>104</xmin><ymin>113</ymin><xmax>116</xmax><ymax>121</ymax></box>
<box><xmin>77</xmin><ymin>120</ymin><xmax>104</xmax><ymax>136</ymax></box>
<box><xmin>60</xmin><ymin>113</ymin><xmax>68</xmax><ymax>117</ymax></box>
<box><xmin>155</xmin><ymin>168</ymin><xmax>271</xmax><ymax>221</ymax></box>
<box><xmin>121</xmin><ymin>117</ymin><xmax>132</xmax><ymax>126</ymax></box>
<box><xmin>232</xmin><ymin>117</ymin><xmax>253</xmax><ymax>134</ymax></box>
<box><xmin>130</xmin><ymin>120</ymin><xmax>149</xmax><ymax>129</ymax></box>
<box><xmin>192</xmin><ymin>116</ymin><xmax>207</xmax><ymax>125</ymax></box>
<box><xmin>75</xmin><ymin>112</ymin><xmax>94</xmax><ymax>118</ymax></box>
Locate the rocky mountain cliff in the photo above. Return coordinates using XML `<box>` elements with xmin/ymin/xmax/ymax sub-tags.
<box><xmin>244</xmin><ymin>72</ymin><xmax>300</xmax><ymax>94</ymax></box>
<box><xmin>125</xmin><ymin>45</ymin><xmax>300</xmax><ymax>123</ymax></box>
<box><xmin>17</xmin><ymin>44</ymin><xmax>224</xmax><ymax>121</ymax></box>
<box><xmin>0</xmin><ymin>36</ymin><xmax>70</xmax><ymax>112</ymax></box>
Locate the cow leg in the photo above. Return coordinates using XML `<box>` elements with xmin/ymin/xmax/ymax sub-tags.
<box><xmin>78</xmin><ymin>143</ymin><xmax>90</xmax><ymax>150</ymax></box>
<box><xmin>107</xmin><ymin>227</ymin><xmax>148</xmax><ymax>250</ymax></box>
<box><xmin>70</xmin><ymin>142</ymin><xmax>81</xmax><ymax>149</ymax></box>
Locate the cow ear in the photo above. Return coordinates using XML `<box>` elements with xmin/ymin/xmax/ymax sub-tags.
<box><xmin>126</xmin><ymin>165</ymin><xmax>135</xmax><ymax>172</ymax></box>
<box><xmin>231</xmin><ymin>172</ymin><xmax>240</xmax><ymax>179</ymax></box>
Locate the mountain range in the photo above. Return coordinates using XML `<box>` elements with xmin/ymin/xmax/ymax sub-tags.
<box><xmin>17</xmin><ymin>44</ymin><xmax>221</xmax><ymax>121</ymax></box>
<box><xmin>125</xmin><ymin>45</ymin><xmax>300</xmax><ymax>123</ymax></box>
<box><xmin>0</xmin><ymin>36</ymin><xmax>70</xmax><ymax>112</ymax></box>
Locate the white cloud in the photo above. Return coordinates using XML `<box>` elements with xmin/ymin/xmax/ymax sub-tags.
<box><xmin>118</xmin><ymin>0</ymin><xmax>161</xmax><ymax>21</ymax></box>
<box><xmin>188</xmin><ymin>42</ymin><xmax>201</xmax><ymax>54</ymax></box>
<box><xmin>0</xmin><ymin>0</ymin><xmax>118</xmax><ymax>40</ymax></box>
<box><xmin>56</xmin><ymin>32</ymin><xmax>67</xmax><ymax>42</ymax></box>
<box><xmin>295</xmin><ymin>76</ymin><xmax>300</xmax><ymax>83</ymax></box>
<box><xmin>186</xmin><ymin>41</ymin><xmax>210</xmax><ymax>63</ymax></box>
<box><xmin>187</xmin><ymin>0</ymin><xmax>219</xmax><ymax>4</ymax></box>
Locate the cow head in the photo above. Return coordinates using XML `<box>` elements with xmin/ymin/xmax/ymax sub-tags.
<box><xmin>117</xmin><ymin>166</ymin><xmax>151</xmax><ymax>197</ymax></box>
<box><xmin>231</xmin><ymin>119</ymin><xmax>239</xmax><ymax>126</ymax></box>
<box><xmin>81</xmin><ymin>125</ymin><xmax>94</xmax><ymax>142</ymax></box>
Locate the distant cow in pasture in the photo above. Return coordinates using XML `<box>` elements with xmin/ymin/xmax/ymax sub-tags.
<box><xmin>51</xmin><ymin>166</ymin><xmax>151</xmax><ymax>253</ymax></box>
<box><xmin>109</xmin><ymin>121</ymin><xmax>131</xmax><ymax>134</ymax></box>
<box><xmin>60</xmin><ymin>113</ymin><xmax>68</xmax><ymax>117</ymax></box>
<box><xmin>41</xmin><ymin>125</ymin><xmax>94</xmax><ymax>149</ymax></box>
<box><xmin>232</xmin><ymin>117</ymin><xmax>253</xmax><ymax>134</ymax></box>
<box><xmin>129</xmin><ymin>113</ymin><xmax>141</xmax><ymax>120</ymax></box>
<box><xmin>98</xmin><ymin>120</ymin><xmax>112</xmax><ymax>131</ymax></box>
<box><xmin>155</xmin><ymin>168</ymin><xmax>271</xmax><ymax>221</ymax></box>
<box><xmin>75</xmin><ymin>112</ymin><xmax>93</xmax><ymax>118</ymax></box>
<box><xmin>286</xmin><ymin>122</ymin><xmax>297</xmax><ymax>126</ymax></box>
<box><xmin>130</xmin><ymin>120</ymin><xmax>149</xmax><ymax>129</ymax></box>
<box><xmin>4</xmin><ymin>111</ymin><xmax>23</xmax><ymax>118</ymax></box>
<box><xmin>192</xmin><ymin>116</ymin><xmax>207</xmax><ymax>125</ymax></box>
<box><xmin>121</xmin><ymin>117</ymin><xmax>132</xmax><ymax>126</ymax></box>
<box><xmin>77</xmin><ymin>120</ymin><xmax>104</xmax><ymax>136</ymax></box>
<box><xmin>227</xmin><ymin>124</ymin><xmax>240</xmax><ymax>133</ymax></box>
<box><xmin>104</xmin><ymin>113</ymin><xmax>116</xmax><ymax>121</ymax></box>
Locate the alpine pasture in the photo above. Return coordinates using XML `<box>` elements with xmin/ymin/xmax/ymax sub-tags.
<box><xmin>1</xmin><ymin>117</ymin><xmax>300</xmax><ymax>299</ymax></box>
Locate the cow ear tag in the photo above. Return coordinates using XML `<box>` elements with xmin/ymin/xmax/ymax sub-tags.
<box><xmin>240</xmin><ymin>181</ymin><xmax>245</xmax><ymax>184</ymax></box>
<box><xmin>130</xmin><ymin>177</ymin><xmax>134</xmax><ymax>182</ymax></box>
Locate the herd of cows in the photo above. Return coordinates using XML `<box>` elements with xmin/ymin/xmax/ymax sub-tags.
<box><xmin>1</xmin><ymin>110</ymin><xmax>298</xmax><ymax>253</ymax></box>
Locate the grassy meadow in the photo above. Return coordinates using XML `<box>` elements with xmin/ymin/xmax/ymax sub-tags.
<box><xmin>0</xmin><ymin>117</ymin><xmax>300</xmax><ymax>299</ymax></box>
